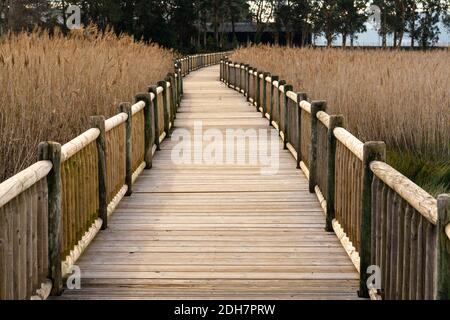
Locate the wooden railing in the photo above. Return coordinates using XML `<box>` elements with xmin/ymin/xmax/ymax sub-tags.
<box><xmin>0</xmin><ymin>52</ymin><xmax>227</xmax><ymax>300</ymax></box>
<box><xmin>221</xmin><ymin>59</ymin><xmax>450</xmax><ymax>300</ymax></box>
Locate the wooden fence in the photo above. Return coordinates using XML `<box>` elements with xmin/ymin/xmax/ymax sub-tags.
<box><xmin>0</xmin><ymin>52</ymin><xmax>227</xmax><ymax>300</ymax></box>
<box><xmin>221</xmin><ymin>59</ymin><xmax>450</xmax><ymax>300</ymax></box>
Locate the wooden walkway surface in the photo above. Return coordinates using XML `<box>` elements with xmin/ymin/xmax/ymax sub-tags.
<box><xmin>59</xmin><ymin>66</ymin><xmax>360</xmax><ymax>300</ymax></box>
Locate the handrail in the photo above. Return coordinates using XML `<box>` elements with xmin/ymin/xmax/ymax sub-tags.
<box><xmin>370</xmin><ymin>160</ymin><xmax>438</xmax><ymax>224</ymax></box>
<box><xmin>105</xmin><ymin>112</ymin><xmax>128</xmax><ymax>132</ymax></box>
<box><xmin>317</xmin><ymin>111</ymin><xmax>330</xmax><ymax>129</ymax></box>
<box><xmin>299</xmin><ymin>100</ymin><xmax>311</xmax><ymax>113</ymax></box>
<box><xmin>286</xmin><ymin>91</ymin><xmax>297</xmax><ymax>103</ymax></box>
<box><xmin>131</xmin><ymin>100</ymin><xmax>146</xmax><ymax>116</ymax></box>
<box><xmin>446</xmin><ymin>223</ymin><xmax>450</xmax><ymax>240</ymax></box>
<box><xmin>333</xmin><ymin>127</ymin><xmax>364</xmax><ymax>161</ymax></box>
<box><xmin>61</xmin><ymin>128</ymin><xmax>100</xmax><ymax>162</ymax></box>
<box><xmin>0</xmin><ymin>161</ymin><xmax>52</xmax><ymax>208</ymax></box>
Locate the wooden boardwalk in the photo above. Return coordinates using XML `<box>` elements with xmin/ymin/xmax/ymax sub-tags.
<box><xmin>59</xmin><ymin>66</ymin><xmax>360</xmax><ymax>300</ymax></box>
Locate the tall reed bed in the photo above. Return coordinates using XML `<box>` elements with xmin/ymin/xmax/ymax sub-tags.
<box><xmin>232</xmin><ymin>46</ymin><xmax>450</xmax><ymax>194</ymax></box>
<box><xmin>0</xmin><ymin>27</ymin><xmax>173</xmax><ymax>182</ymax></box>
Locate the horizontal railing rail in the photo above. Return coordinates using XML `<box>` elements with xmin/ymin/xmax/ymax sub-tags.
<box><xmin>0</xmin><ymin>52</ymin><xmax>228</xmax><ymax>300</ymax></box>
<box><xmin>221</xmin><ymin>58</ymin><xmax>450</xmax><ymax>300</ymax></box>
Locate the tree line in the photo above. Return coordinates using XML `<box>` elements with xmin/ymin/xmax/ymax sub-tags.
<box><xmin>1</xmin><ymin>1</ymin><xmax>449</xmax><ymax>51</ymax></box>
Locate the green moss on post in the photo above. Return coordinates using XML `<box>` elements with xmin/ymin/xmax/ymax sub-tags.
<box><xmin>147</xmin><ymin>86</ymin><xmax>161</xmax><ymax>152</ymax></box>
<box><xmin>269</xmin><ymin>76</ymin><xmax>279</xmax><ymax>125</ymax></box>
<box><xmin>118</xmin><ymin>103</ymin><xmax>133</xmax><ymax>196</ymax></box>
<box><xmin>158</xmin><ymin>81</ymin><xmax>170</xmax><ymax>138</ymax></box>
<box><xmin>283</xmin><ymin>84</ymin><xmax>293</xmax><ymax>150</ymax></box>
<box><xmin>137</xmin><ymin>92</ymin><xmax>155</xmax><ymax>167</ymax></box>
<box><xmin>296</xmin><ymin>93</ymin><xmax>308</xmax><ymax>169</ymax></box>
<box><xmin>437</xmin><ymin>194</ymin><xmax>450</xmax><ymax>300</ymax></box>
<box><xmin>90</xmin><ymin>116</ymin><xmax>107</xmax><ymax>230</ymax></box>
<box><xmin>309</xmin><ymin>100</ymin><xmax>327</xmax><ymax>193</ymax></box>
<box><xmin>325</xmin><ymin>115</ymin><xmax>344</xmax><ymax>232</ymax></box>
<box><xmin>262</xmin><ymin>72</ymin><xmax>270</xmax><ymax>118</ymax></box>
<box><xmin>38</xmin><ymin>141</ymin><xmax>63</xmax><ymax>295</ymax></box>
<box><xmin>359</xmin><ymin>141</ymin><xmax>386</xmax><ymax>298</ymax></box>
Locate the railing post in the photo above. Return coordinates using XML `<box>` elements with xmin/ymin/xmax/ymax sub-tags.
<box><xmin>437</xmin><ymin>194</ymin><xmax>450</xmax><ymax>300</ymax></box>
<box><xmin>134</xmin><ymin>93</ymin><xmax>155</xmax><ymax>169</ymax></box>
<box><xmin>296</xmin><ymin>93</ymin><xmax>308</xmax><ymax>169</ymax></box>
<box><xmin>247</xmin><ymin>67</ymin><xmax>252</xmax><ymax>101</ymax></box>
<box><xmin>158</xmin><ymin>80</ymin><xmax>171</xmax><ymax>138</ymax></box>
<box><xmin>167</xmin><ymin>73</ymin><xmax>177</xmax><ymax>120</ymax></box>
<box><xmin>325</xmin><ymin>115</ymin><xmax>344</xmax><ymax>232</ymax></box>
<box><xmin>257</xmin><ymin>71</ymin><xmax>264</xmax><ymax>111</ymax></box>
<box><xmin>227</xmin><ymin>62</ymin><xmax>232</xmax><ymax>88</ymax></box>
<box><xmin>38</xmin><ymin>141</ymin><xmax>62</xmax><ymax>295</ymax></box>
<box><xmin>244</xmin><ymin>64</ymin><xmax>250</xmax><ymax>95</ymax></box>
<box><xmin>309</xmin><ymin>100</ymin><xmax>326</xmax><ymax>193</ymax></box>
<box><xmin>118</xmin><ymin>103</ymin><xmax>133</xmax><ymax>196</ymax></box>
<box><xmin>90</xmin><ymin>116</ymin><xmax>107</xmax><ymax>230</ymax></box>
<box><xmin>283</xmin><ymin>84</ymin><xmax>293</xmax><ymax>150</ymax></box>
<box><xmin>269</xmin><ymin>76</ymin><xmax>279</xmax><ymax>125</ymax></box>
<box><xmin>148</xmin><ymin>86</ymin><xmax>161</xmax><ymax>151</ymax></box>
<box><xmin>262</xmin><ymin>72</ymin><xmax>270</xmax><ymax>119</ymax></box>
<box><xmin>359</xmin><ymin>141</ymin><xmax>386</xmax><ymax>298</ymax></box>
<box><xmin>220</xmin><ymin>59</ymin><xmax>223</xmax><ymax>80</ymax></box>
<box><xmin>239</xmin><ymin>63</ymin><xmax>244</xmax><ymax>91</ymax></box>
<box><xmin>277</xmin><ymin>80</ymin><xmax>286</xmax><ymax>135</ymax></box>
<box><xmin>252</xmin><ymin>69</ymin><xmax>258</xmax><ymax>109</ymax></box>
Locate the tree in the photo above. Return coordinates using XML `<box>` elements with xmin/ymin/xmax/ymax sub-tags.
<box><xmin>251</xmin><ymin>0</ymin><xmax>275</xmax><ymax>44</ymax></box>
<box><xmin>337</xmin><ymin>0</ymin><xmax>367</xmax><ymax>47</ymax></box>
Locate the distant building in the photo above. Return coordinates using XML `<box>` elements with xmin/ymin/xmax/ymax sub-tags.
<box><xmin>200</xmin><ymin>22</ymin><xmax>311</xmax><ymax>48</ymax></box>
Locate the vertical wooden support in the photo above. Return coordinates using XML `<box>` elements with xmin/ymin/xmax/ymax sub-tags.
<box><xmin>118</xmin><ymin>103</ymin><xmax>133</xmax><ymax>196</ymax></box>
<box><xmin>436</xmin><ymin>194</ymin><xmax>450</xmax><ymax>300</ymax></box>
<box><xmin>309</xmin><ymin>101</ymin><xmax>326</xmax><ymax>193</ymax></box>
<box><xmin>282</xmin><ymin>84</ymin><xmax>292</xmax><ymax>150</ymax></box>
<box><xmin>158</xmin><ymin>81</ymin><xmax>170</xmax><ymax>138</ymax></box>
<box><xmin>220</xmin><ymin>59</ymin><xmax>223</xmax><ymax>80</ymax></box>
<box><xmin>239</xmin><ymin>63</ymin><xmax>244</xmax><ymax>90</ymax></box>
<box><xmin>277</xmin><ymin>80</ymin><xmax>286</xmax><ymax>129</ymax></box>
<box><xmin>244</xmin><ymin>64</ymin><xmax>250</xmax><ymax>95</ymax></box>
<box><xmin>136</xmin><ymin>92</ymin><xmax>155</xmax><ymax>167</ymax></box>
<box><xmin>256</xmin><ymin>71</ymin><xmax>263</xmax><ymax>109</ymax></box>
<box><xmin>90</xmin><ymin>116</ymin><xmax>107</xmax><ymax>230</ymax></box>
<box><xmin>325</xmin><ymin>115</ymin><xmax>344</xmax><ymax>231</ymax></box>
<box><xmin>38</xmin><ymin>141</ymin><xmax>62</xmax><ymax>295</ymax></box>
<box><xmin>359</xmin><ymin>141</ymin><xmax>386</xmax><ymax>298</ymax></box>
<box><xmin>167</xmin><ymin>73</ymin><xmax>177</xmax><ymax>119</ymax></box>
<box><xmin>227</xmin><ymin>62</ymin><xmax>232</xmax><ymax>88</ymax></box>
<box><xmin>247</xmin><ymin>67</ymin><xmax>253</xmax><ymax>101</ymax></box>
<box><xmin>262</xmin><ymin>72</ymin><xmax>270</xmax><ymax>118</ymax></box>
<box><xmin>269</xmin><ymin>76</ymin><xmax>279</xmax><ymax>125</ymax></box>
<box><xmin>147</xmin><ymin>86</ymin><xmax>161</xmax><ymax>152</ymax></box>
<box><xmin>179</xmin><ymin>62</ymin><xmax>184</xmax><ymax>96</ymax></box>
<box><xmin>252</xmin><ymin>69</ymin><xmax>258</xmax><ymax>109</ymax></box>
<box><xmin>296</xmin><ymin>93</ymin><xmax>308</xmax><ymax>169</ymax></box>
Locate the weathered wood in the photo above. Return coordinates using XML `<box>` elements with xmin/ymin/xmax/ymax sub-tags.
<box><xmin>309</xmin><ymin>101</ymin><xmax>326</xmax><ymax>193</ymax></box>
<box><xmin>158</xmin><ymin>81</ymin><xmax>171</xmax><ymax>138</ymax></box>
<box><xmin>119</xmin><ymin>103</ymin><xmax>133</xmax><ymax>196</ymax></box>
<box><xmin>437</xmin><ymin>194</ymin><xmax>450</xmax><ymax>300</ymax></box>
<box><xmin>91</xmin><ymin>116</ymin><xmax>108</xmax><ymax>230</ymax></box>
<box><xmin>296</xmin><ymin>93</ymin><xmax>307</xmax><ymax>169</ymax></box>
<box><xmin>0</xmin><ymin>161</ymin><xmax>52</xmax><ymax>209</ymax></box>
<box><xmin>359</xmin><ymin>141</ymin><xmax>386</xmax><ymax>298</ymax></box>
<box><xmin>370</xmin><ymin>161</ymin><xmax>438</xmax><ymax>225</ymax></box>
<box><xmin>136</xmin><ymin>93</ymin><xmax>154</xmax><ymax>168</ymax></box>
<box><xmin>147</xmin><ymin>86</ymin><xmax>162</xmax><ymax>152</ymax></box>
<box><xmin>60</xmin><ymin>129</ymin><xmax>100</xmax><ymax>163</ymax></box>
<box><xmin>38</xmin><ymin>142</ymin><xmax>63</xmax><ymax>296</ymax></box>
<box><xmin>325</xmin><ymin>115</ymin><xmax>344</xmax><ymax>232</ymax></box>
<box><xmin>283</xmin><ymin>84</ymin><xmax>293</xmax><ymax>150</ymax></box>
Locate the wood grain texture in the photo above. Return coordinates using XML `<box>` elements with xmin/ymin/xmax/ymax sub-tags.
<box><xmin>56</xmin><ymin>65</ymin><xmax>359</xmax><ymax>300</ymax></box>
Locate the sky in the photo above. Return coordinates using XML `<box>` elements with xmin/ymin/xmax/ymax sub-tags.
<box><xmin>315</xmin><ymin>22</ymin><xmax>450</xmax><ymax>47</ymax></box>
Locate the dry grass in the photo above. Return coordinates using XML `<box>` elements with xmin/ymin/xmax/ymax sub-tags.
<box><xmin>231</xmin><ymin>46</ymin><xmax>450</xmax><ymax>194</ymax></box>
<box><xmin>232</xmin><ymin>46</ymin><xmax>449</xmax><ymax>160</ymax></box>
<box><xmin>0</xmin><ymin>27</ymin><xmax>173</xmax><ymax>182</ymax></box>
